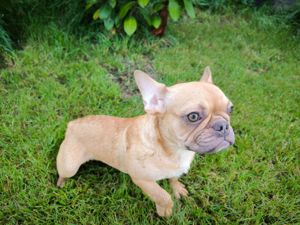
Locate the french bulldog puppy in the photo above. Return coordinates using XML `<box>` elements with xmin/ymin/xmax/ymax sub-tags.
<box><xmin>56</xmin><ymin>67</ymin><xmax>235</xmax><ymax>217</ymax></box>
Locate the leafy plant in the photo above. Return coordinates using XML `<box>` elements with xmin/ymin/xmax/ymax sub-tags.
<box><xmin>282</xmin><ymin>2</ymin><xmax>300</xmax><ymax>35</ymax></box>
<box><xmin>194</xmin><ymin>0</ymin><xmax>226</xmax><ymax>11</ymax></box>
<box><xmin>86</xmin><ymin>0</ymin><xmax>196</xmax><ymax>36</ymax></box>
<box><xmin>0</xmin><ymin>23</ymin><xmax>13</xmax><ymax>55</ymax></box>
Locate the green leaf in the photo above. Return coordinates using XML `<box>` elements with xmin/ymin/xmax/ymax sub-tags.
<box><xmin>183</xmin><ymin>0</ymin><xmax>195</xmax><ymax>18</ymax></box>
<box><xmin>86</xmin><ymin>0</ymin><xmax>97</xmax><ymax>4</ymax></box>
<box><xmin>85</xmin><ymin>3</ymin><xmax>93</xmax><ymax>10</ymax></box>
<box><xmin>138</xmin><ymin>0</ymin><xmax>149</xmax><ymax>8</ymax></box>
<box><xmin>151</xmin><ymin>16</ymin><xmax>161</xmax><ymax>29</ymax></box>
<box><xmin>140</xmin><ymin>8</ymin><xmax>151</xmax><ymax>25</ymax></box>
<box><xmin>153</xmin><ymin>2</ymin><xmax>164</xmax><ymax>12</ymax></box>
<box><xmin>109</xmin><ymin>0</ymin><xmax>117</xmax><ymax>8</ymax></box>
<box><xmin>93</xmin><ymin>9</ymin><xmax>100</xmax><ymax>20</ymax></box>
<box><xmin>104</xmin><ymin>18</ymin><xmax>114</xmax><ymax>30</ymax></box>
<box><xmin>143</xmin><ymin>15</ymin><xmax>151</xmax><ymax>26</ymax></box>
<box><xmin>168</xmin><ymin>0</ymin><xmax>180</xmax><ymax>21</ymax></box>
<box><xmin>114</xmin><ymin>16</ymin><xmax>121</xmax><ymax>27</ymax></box>
<box><xmin>99</xmin><ymin>4</ymin><xmax>112</xmax><ymax>19</ymax></box>
<box><xmin>86</xmin><ymin>0</ymin><xmax>97</xmax><ymax>10</ymax></box>
<box><xmin>86</xmin><ymin>0</ymin><xmax>97</xmax><ymax>7</ymax></box>
<box><xmin>119</xmin><ymin>1</ymin><xmax>135</xmax><ymax>19</ymax></box>
<box><xmin>124</xmin><ymin>16</ymin><xmax>137</xmax><ymax>36</ymax></box>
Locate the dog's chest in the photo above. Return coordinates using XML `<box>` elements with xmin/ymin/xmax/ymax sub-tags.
<box><xmin>160</xmin><ymin>149</ymin><xmax>195</xmax><ymax>179</ymax></box>
<box><xmin>131</xmin><ymin>147</ymin><xmax>195</xmax><ymax>181</ymax></box>
<box><xmin>175</xmin><ymin>150</ymin><xmax>195</xmax><ymax>176</ymax></box>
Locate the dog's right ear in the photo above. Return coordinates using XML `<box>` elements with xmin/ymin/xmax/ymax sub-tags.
<box><xmin>134</xmin><ymin>70</ymin><xmax>167</xmax><ymax>114</ymax></box>
<box><xmin>200</xmin><ymin>66</ymin><xmax>213</xmax><ymax>83</ymax></box>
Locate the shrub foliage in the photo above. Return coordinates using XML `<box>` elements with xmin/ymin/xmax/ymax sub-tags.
<box><xmin>0</xmin><ymin>0</ymin><xmax>299</xmax><ymax>56</ymax></box>
<box><xmin>87</xmin><ymin>0</ymin><xmax>196</xmax><ymax>36</ymax></box>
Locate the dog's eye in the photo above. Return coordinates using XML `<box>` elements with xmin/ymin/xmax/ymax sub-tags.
<box><xmin>187</xmin><ymin>112</ymin><xmax>201</xmax><ymax>122</ymax></box>
<box><xmin>228</xmin><ymin>105</ymin><xmax>234</xmax><ymax>114</ymax></box>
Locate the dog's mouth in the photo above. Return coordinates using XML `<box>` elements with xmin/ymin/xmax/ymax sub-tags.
<box><xmin>185</xmin><ymin>126</ymin><xmax>235</xmax><ymax>155</ymax></box>
<box><xmin>185</xmin><ymin>139</ymin><xmax>234</xmax><ymax>154</ymax></box>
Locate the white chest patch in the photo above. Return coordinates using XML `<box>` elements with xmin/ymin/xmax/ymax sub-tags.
<box><xmin>155</xmin><ymin>149</ymin><xmax>195</xmax><ymax>180</ymax></box>
<box><xmin>136</xmin><ymin>148</ymin><xmax>196</xmax><ymax>181</ymax></box>
<box><xmin>173</xmin><ymin>149</ymin><xmax>195</xmax><ymax>177</ymax></box>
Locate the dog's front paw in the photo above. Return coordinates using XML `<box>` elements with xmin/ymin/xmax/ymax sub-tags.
<box><xmin>171</xmin><ymin>180</ymin><xmax>188</xmax><ymax>199</ymax></box>
<box><xmin>156</xmin><ymin>200</ymin><xmax>173</xmax><ymax>217</ymax></box>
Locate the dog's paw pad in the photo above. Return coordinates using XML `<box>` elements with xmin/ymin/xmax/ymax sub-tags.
<box><xmin>156</xmin><ymin>202</ymin><xmax>173</xmax><ymax>217</ymax></box>
<box><xmin>172</xmin><ymin>182</ymin><xmax>188</xmax><ymax>199</ymax></box>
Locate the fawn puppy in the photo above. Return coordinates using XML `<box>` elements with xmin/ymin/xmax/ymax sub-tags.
<box><xmin>56</xmin><ymin>67</ymin><xmax>235</xmax><ymax>217</ymax></box>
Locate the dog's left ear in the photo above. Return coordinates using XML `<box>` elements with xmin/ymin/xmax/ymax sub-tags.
<box><xmin>134</xmin><ymin>70</ymin><xmax>167</xmax><ymax>114</ymax></box>
<box><xmin>200</xmin><ymin>66</ymin><xmax>213</xmax><ymax>83</ymax></box>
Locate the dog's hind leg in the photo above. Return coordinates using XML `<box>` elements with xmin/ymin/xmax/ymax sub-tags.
<box><xmin>57</xmin><ymin>176</ymin><xmax>66</xmax><ymax>187</ymax></box>
<box><xmin>56</xmin><ymin>138</ymin><xmax>91</xmax><ymax>188</ymax></box>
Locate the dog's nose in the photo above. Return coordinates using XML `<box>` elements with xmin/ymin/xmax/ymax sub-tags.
<box><xmin>212</xmin><ymin>120</ymin><xmax>229</xmax><ymax>135</ymax></box>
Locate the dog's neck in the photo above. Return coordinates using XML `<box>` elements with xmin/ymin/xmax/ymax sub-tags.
<box><xmin>137</xmin><ymin>114</ymin><xmax>179</xmax><ymax>156</ymax></box>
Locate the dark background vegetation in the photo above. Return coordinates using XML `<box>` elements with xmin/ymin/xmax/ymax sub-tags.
<box><xmin>0</xmin><ymin>0</ymin><xmax>299</xmax><ymax>63</ymax></box>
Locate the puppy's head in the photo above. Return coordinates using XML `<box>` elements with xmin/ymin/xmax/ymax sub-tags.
<box><xmin>134</xmin><ymin>67</ymin><xmax>235</xmax><ymax>154</ymax></box>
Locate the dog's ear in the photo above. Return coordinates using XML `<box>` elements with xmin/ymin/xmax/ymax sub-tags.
<box><xmin>134</xmin><ymin>70</ymin><xmax>167</xmax><ymax>114</ymax></box>
<box><xmin>200</xmin><ymin>66</ymin><xmax>213</xmax><ymax>83</ymax></box>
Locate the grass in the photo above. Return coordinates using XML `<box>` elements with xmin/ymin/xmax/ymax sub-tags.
<box><xmin>0</xmin><ymin>11</ymin><xmax>299</xmax><ymax>224</ymax></box>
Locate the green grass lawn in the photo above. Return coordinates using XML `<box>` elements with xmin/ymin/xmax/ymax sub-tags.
<box><xmin>1</xmin><ymin>11</ymin><xmax>299</xmax><ymax>224</ymax></box>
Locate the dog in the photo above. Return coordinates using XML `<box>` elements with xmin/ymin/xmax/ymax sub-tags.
<box><xmin>56</xmin><ymin>67</ymin><xmax>235</xmax><ymax>217</ymax></box>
